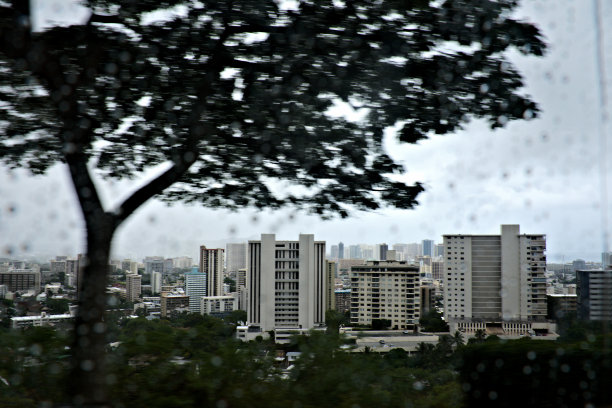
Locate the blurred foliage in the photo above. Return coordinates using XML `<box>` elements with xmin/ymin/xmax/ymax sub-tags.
<box><xmin>45</xmin><ymin>298</ymin><xmax>70</xmax><ymax>314</ymax></box>
<box><xmin>0</xmin><ymin>0</ymin><xmax>546</xmax><ymax>217</ymax></box>
<box><xmin>419</xmin><ymin>309</ymin><xmax>450</xmax><ymax>332</ymax></box>
<box><xmin>4</xmin><ymin>315</ymin><xmax>612</xmax><ymax>408</ymax></box>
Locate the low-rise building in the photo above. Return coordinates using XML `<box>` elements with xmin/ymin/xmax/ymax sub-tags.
<box><xmin>160</xmin><ymin>291</ymin><xmax>189</xmax><ymax>318</ymax></box>
<box><xmin>201</xmin><ymin>295</ymin><xmax>238</xmax><ymax>317</ymax></box>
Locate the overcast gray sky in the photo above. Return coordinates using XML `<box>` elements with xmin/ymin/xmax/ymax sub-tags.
<box><xmin>1</xmin><ymin>0</ymin><xmax>611</xmax><ymax>263</ymax></box>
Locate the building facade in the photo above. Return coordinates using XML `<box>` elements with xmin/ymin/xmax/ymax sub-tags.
<box><xmin>244</xmin><ymin>234</ymin><xmax>326</xmax><ymax>340</ymax></box>
<box><xmin>443</xmin><ymin>224</ymin><xmax>550</xmax><ymax>335</ymax></box>
<box><xmin>126</xmin><ymin>274</ymin><xmax>142</xmax><ymax>302</ymax></box>
<box><xmin>160</xmin><ymin>292</ymin><xmax>190</xmax><ymax>318</ymax></box>
<box><xmin>0</xmin><ymin>268</ymin><xmax>41</xmax><ymax>293</ymax></box>
<box><xmin>201</xmin><ymin>295</ymin><xmax>238</xmax><ymax>316</ymax></box>
<box><xmin>576</xmin><ymin>269</ymin><xmax>612</xmax><ymax>321</ymax></box>
<box><xmin>350</xmin><ymin>260</ymin><xmax>420</xmax><ymax>331</ymax></box>
<box><xmin>325</xmin><ymin>260</ymin><xmax>337</xmax><ymax>312</ymax></box>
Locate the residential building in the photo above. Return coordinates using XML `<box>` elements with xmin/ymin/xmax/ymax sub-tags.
<box><xmin>160</xmin><ymin>291</ymin><xmax>189</xmax><ymax>318</ymax></box>
<box><xmin>335</xmin><ymin>289</ymin><xmax>351</xmax><ymax>314</ymax></box>
<box><xmin>201</xmin><ymin>295</ymin><xmax>238</xmax><ymax>317</ymax></box>
<box><xmin>50</xmin><ymin>257</ymin><xmax>67</xmax><ymax>275</ymax></box>
<box><xmin>185</xmin><ymin>271</ymin><xmax>207</xmax><ymax>313</ymax></box>
<box><xmin>431</xmin><ymin>260</ymin><xmax>444</xmax><ymax>281</ymax></box>
<box><xmin>243</xmin><ymin>234</ymin><xmax>326</xmax><ymax>342</ymax></box>
<box><xmin>125</xmin><ymin>274</ymin><xmax>142</xmax><ymax>302</ymax></box>
<box><xmin>350</xmin><ymin>260</ymin><xmax>420</xmax><ymax>331</ymax></box>
<box><xmin>0</xmin><ymin>268</ymin><xmax>41</xmax><ymax>293</ymax></box>
<box><xmin>199</xmin><ymin>246</ymin><xmax>224</xmax><ymax>297</ymax></box>
<box><xmin>338</xmin><ymin>242</ymin><xmax>344</xmax><ymax>260</ymax></box>
<box><xmin>577</xmin><ymin>269</ymin><xmax>612</xmax><ymax>321</ymax></box>
<box><xmin>443</xmin><ymin>224</ymin><xmax>552</xmax><ymax>335</ymax></box>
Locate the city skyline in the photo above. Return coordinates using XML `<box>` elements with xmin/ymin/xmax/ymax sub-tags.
<box><xmin>0</xmin><ymin>0</ymin><xmax>611</xmax><ymax>264</ymax></box>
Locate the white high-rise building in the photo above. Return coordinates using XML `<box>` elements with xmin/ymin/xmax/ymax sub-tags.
<box><xmin>185</xmin><ymin>271</ymin><xmax>207</xmax><ymax>313</ymax></box>
<box><xmin>226</xmin><ymin>243</ymin><xmax>247</xmax><ymax>275</ymax></box>
<box><xmin>241</xmin><ymin>234</ymin><xmax>326</xmax><ymax>342</ymax></box>
<box><xmin>443</xmin><ymin>225</ymin><xmax>552</xmax><ymax>335</ymax></box>
<box><xmin>151</xmin><ymin>271</ymin><xmax>162</xmax><ymax>295</ymax></box>
<box><xmin>199</xmin><ymin>246</ymin><xmax>224</xmax><ymax>297</ymax></box>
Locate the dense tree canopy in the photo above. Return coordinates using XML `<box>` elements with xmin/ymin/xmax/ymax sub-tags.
<box><xmin>1</xmin><ymin>0</ymin><xmax>544</xmax><ymax>216</ymax></box>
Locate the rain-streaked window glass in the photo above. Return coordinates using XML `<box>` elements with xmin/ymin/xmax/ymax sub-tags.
<box><xmin>0</xmin><ymin>0</ymin><xmax>611</xmax><ymax>407</ymax></box>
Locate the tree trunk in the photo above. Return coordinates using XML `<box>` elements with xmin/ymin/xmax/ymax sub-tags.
<box><xmin>69</xmin><ymin>213</ymin><xmax>115</xmax><ymax>407</ymax></box>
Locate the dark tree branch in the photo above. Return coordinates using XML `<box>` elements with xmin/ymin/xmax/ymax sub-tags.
<box><xmin>113</xmin><ymin>153</ymin><xmax>197</xmax><ymax>227</ymax></box>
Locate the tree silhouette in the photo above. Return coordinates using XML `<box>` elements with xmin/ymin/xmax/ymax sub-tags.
<box><xmin>0</xmin><ymin>0</ymin><xmax>544</xmax><ymax>405</ymax></box>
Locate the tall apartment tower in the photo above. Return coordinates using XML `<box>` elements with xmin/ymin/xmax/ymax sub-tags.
<box><xmin>338</xmin><ymin>242</ymin><xmax>344</xmax><ymax>260</ymax></box>
<box><xmin>185</xmin><ymin>271</ymin><xmax>207</xmax><ymax>313</ymax></box>
<box><xmin>379</xmin><ymin>243</ymin><xmax>388</xmax><ymax>261</ymax></box>
<box><xmin>245</xmin><ymin>234</ymin><xmax>326</xmax><ymax>341</ymax></box>
<box><xmin>350</xmin><ymin>260</ymin><xmax>420</xmax><ymax>331</ymax></box>
<box><xmin>126</xmin><ymin>274</ymin><xmax>142</xmax><ymax>302</ymax></box>
<box><xmin>443</xmin><ymin>225</ymin><xmax>550</xmax><ymax>335</ymax></box>
<box><xmin>199</xmin><ymin>246</ymin><xmax>225</xmax><ymax>297</ymax></box>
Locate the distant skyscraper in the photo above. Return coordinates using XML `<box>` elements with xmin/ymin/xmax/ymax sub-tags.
<box><xmin>126</xmin><ymin>274</ymin><xmax>142</xmax><ymax>302</ymax></box>
<box><xmin>444</xmin><ymin>225</ymin><xmax>551</xmax><ymax>335</ymax></box>
<box><xmin>199</xmin><ymin>246</ymin><xmax>224</xmax><ymax>297</ymax></box>
<box><xmin>349</xmin><ymin>245</ymin><xmax>362</xmax><ymax>259</ymax></box>
<box><xmin>144</xmin><ymin>257</ymin><xmax>164</xmax><ymax>275</ymax></box>
<box><xmin>422</xmin><ymin>240</ymin><xmax>434</xmax><ymax>257</ymax></box>
<box><xmin>379</xmin><ymin>243</ymin><xmax>388</xmax><ymax>261</ymax></box>
<box><xmin>338</xmin><ymin>242</ymin><xmax>344</xmax><ymax>260</ymax></box>
<box><xmin>434</xmin><ymin>243</ymin><xmax>445</xmax><ymax>258</ymax></box>
<box><xmin>330</xmin><ymin>245</ymin><xmax>339</xmax><ymax>259</ymax></box>
<box><xmin>244</xmin><ymin>234</ymin><xmax>326</xmax><ymax>343</ymax></box>
<box><xmin>185</xmin><ymin>271</ymin><xmax>207</xmax><ymax>313</ymax></box>
<box><xmin>226</xmin><ymin>243</ymin><xmax>247</xmax><ymax>274</ymax></box>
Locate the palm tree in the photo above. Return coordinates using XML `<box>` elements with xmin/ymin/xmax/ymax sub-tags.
<box><xmin>452</xmin><ymin>330</ymin><xmax>464</xmax><ymax>348</ymax></box>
